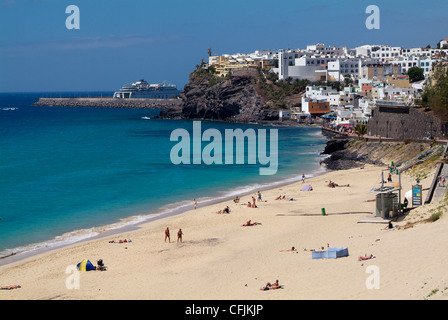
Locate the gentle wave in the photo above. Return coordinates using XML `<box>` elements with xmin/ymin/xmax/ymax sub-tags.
<box><xmin>0</xmin><ymin>166</ymin><xmax>328</xmax><ymax>263</ymax></box>
<box><xmin>0</xmin><ymin>212</ymin><xmax>164</xmax><ymax>261</ymax></box>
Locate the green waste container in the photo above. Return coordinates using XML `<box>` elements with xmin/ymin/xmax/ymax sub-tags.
<box><xmin>321</xmin><ymin>208</ymin><xmax>326</xmax><ymax>215</ymax></box>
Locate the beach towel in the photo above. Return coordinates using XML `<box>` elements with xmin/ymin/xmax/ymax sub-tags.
<box><xmin>301</xmin><ymin>185</ymin><xmax>312</xmax><ymax>191</ymax></box>
<box><xmin>261</xmin><ymin>285</ymin><xmax>284</xmax><ymax>291</ymax></box>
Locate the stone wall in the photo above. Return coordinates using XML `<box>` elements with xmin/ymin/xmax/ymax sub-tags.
<box><xmin>33</xmin><ymin>97</ymin><xmax>182</xmax><ymax>109</ymax></box>
<box><xmin>367</xmin><ymin>105</ymin><xmax>448</xmax><ymax>140</ymax></box>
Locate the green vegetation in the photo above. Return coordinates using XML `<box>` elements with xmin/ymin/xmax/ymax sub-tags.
<box><xmin>189</xmin><ymin>64</ymin><xmax>232</xmax><ymax>87</ymax></box>
<box><xmin>189</xmin><ymin>64</ymin><xmax>345</xmax><ymax>109</ymax></box>
<box><xmin>407</xmin><ymin>66</ymin><xmax>425</xmax><ymax>83</ymax></box>
<box><xmin>354</xmin><ymin>123</ymin><xmax>368</xmax><ymax>138</ymax></box>
<box><xmin>426</xmin><ymin>289</ymin><xmax>439</xmax><ymax>299</ymax></box>
<box><xmin>428</xmin><ymin>192</ymin><xmax>448</xmax><ymax>222</ymax></box>
<box><xmin>417</xmin><ymin>63</ymin><xmax>448</xmax><ymax>120</ymax></box>
<box><xmin>255</xmin><ymin>69</ymin><xmax>342</xmax><ymax>108</ymax></box>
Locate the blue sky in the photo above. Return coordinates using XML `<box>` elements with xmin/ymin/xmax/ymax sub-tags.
<box><xmin>0</xmin><ymin>0</ymin><xmax>447</xmax><ymax>92</ymax></box>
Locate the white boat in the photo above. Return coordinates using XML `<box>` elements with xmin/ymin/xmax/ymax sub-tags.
<box><xmin>114</xmin><ymin>80</ymin><xmax>180</xmax><ymax>99</ymax></box>
<box><xmin>141</xmin><ymin>116</ymin><xmax>152</xmax><ymax>120</ymax></box>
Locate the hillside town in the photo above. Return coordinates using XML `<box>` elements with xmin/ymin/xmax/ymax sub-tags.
<box><xmin>206</xmin><ymin>40</ymin><xmax>448</xmax><ymax>131</ymax></box>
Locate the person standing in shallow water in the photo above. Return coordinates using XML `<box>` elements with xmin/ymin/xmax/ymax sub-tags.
<box><xmin>193</xmin><ymin>199</ymin><xmax>197</xmax><ymax>209</ymax></box>
<box><xmin>165</xmin><ymin>227</ymin><xmax>170</xmax><ymax>243</ymax></box>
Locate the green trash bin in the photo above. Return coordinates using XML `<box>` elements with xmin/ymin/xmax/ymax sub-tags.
<box><xmin>321</xmin><ymin>208</ymin><xmax>326</xmax><ymax>215</ymax></box>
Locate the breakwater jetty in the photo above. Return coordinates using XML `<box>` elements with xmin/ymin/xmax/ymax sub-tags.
<box><xmin>33</xmin><ymin>97</ymin><xmax>183</xmax><ymax>109</ymax></box>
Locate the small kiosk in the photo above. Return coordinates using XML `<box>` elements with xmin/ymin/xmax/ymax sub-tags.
<box><xmin>371</xmin><ymin>168</ymin><xmax>402</xmax><ymax>219</ymax></box>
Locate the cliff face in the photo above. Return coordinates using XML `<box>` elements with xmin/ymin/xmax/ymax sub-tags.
<box><xmin>178</xmin><ymin>70</ymin><xmax>278</xmax><ymax>122</ymax></box>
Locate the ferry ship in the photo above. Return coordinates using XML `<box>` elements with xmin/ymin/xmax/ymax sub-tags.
<box><xmin>113</xmin><ymin>79</ymin><xmax>180</xmax><ymax>99</ymax></box>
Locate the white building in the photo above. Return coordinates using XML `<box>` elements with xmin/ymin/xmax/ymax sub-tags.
<box><xmin>279</xmin><ymin>110</ymin><xmax>292</xmax><ymax>119</ymax></box>
<box><xmin>278</xmin><ymin>51</ymin><xmax>330</xmax><ymax>81</ymax></box>
<box><xmin>327</xmin><ymin>58</ymin><xmax>363</xmax><ymax>81</ymax></box>
<box><xmin>328</xmin><ymin>91</ymin><xmax>355</xmax><ymax>108</ymax></box>
<box><xmin>390</xmin><ymin>56</ymin><xmax>432</xmax><ymax>75</ymax></box>
<box><xmin>306</xmin><ymin>43</ymin><xmax>348</xmax><ymax>57</ymax></box>
<box><xmin>439</xmin><ymin>38</ymin><xmax>448</xmax><ymax>49</ymax></box>
<box><xmin>370</xmin><ymin>45</ymin><xmax>402</xmax><ymax>62</ymax></box>
<box><xmin>305</xmin><ymin>85</ymin><xmax>336</xmax><ymax>99</ymax></box>
<box><xmin>355</xmin><ymin>45</ymin><xmax>381</xmax><ymax>58</ymax></box>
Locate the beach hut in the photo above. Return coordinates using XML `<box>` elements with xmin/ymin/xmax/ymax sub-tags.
<box><xmin>77</xmin><ymin>259</ymin><xmax>96</xmax><ymax>271</ymax></box>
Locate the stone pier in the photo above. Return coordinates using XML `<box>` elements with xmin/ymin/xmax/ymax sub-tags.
<box><xmin>32</xmin><ymin>97</ymin><xmax>183</xmax><ymax>109</ymax></box>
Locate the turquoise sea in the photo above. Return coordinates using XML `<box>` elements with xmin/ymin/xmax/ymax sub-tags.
<box><xmin>0</xmin><ymin>92</ymin><xmax>328</xmax><ymax>263</ymax></box>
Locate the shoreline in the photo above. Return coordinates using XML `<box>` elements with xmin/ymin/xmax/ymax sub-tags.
<box><xmin>1</xmin><ymin>160</ymin><xmax>447</xmax><ymax>300</ymax></box>
<box><xmin>0</xmin><ymin>163</ymin><xmax>328</xmax><ymax>267</ymax></box>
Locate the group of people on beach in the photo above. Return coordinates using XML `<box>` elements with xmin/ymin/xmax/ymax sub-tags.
<box><xmin>164</xmin><ymin>227</ymin><xmax>183</xmax><ymax>243</ymax></box>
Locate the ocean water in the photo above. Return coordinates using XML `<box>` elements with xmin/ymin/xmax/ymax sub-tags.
<box><xmin>0</xmin><ymin>92</ymin><xmax>328</xmax><ymax>261</ymax></box>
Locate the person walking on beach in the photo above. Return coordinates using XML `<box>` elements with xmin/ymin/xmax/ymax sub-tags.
<box><xmin>177</xmin><ymin>228</ymin><xmax>183</xmax><ymax>243</ymax></box>
<box><xmin>165</xmin><ymin>227</ymin><xmax>170</xmax><ymax>243</ymax></box>
<box><xmin>258</xmin><ymin>191</ymin><xmax>262</xmax><ymax>202</ymax></box>
<box><xmin>301</xmin><ymin>173</ymin><xmax>306</xmax><ymax>183</ymax></box>
<box><xmin>193</xmin><ymin>199</ymin><xmax>197</xmax><ymax>210</ymax></box>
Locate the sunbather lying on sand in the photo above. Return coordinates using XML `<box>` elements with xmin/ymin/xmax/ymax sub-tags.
<box><xmin>260</xmin><ymin>280</ymin><xmax>283</xmax><ymax>291</ymax></box>
<box><xmin>328</xmin><ymin>181</ymin><xmax>350</xmax><ymax>188</ymax></box>
<box><xmin>1</xmin><ymin>285</ymin><xmax>21</xmax><ymax>290</ymax></box>
<box><xmin>358</xmin><ymin>254</ymin><xmax>375</xmax><ymax>261</ymax></box>
<box><xmin>280</xmin><ymin>247</ymin><xmax>297</xmax><ymax>252</ymax></box>
<box><xmin>242</xmin><ymin>220</ymin><xmax>261</xmax><ymax>226</ymax></box>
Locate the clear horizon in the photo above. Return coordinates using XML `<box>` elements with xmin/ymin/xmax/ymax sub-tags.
<box><xmin>1</xmin><ymin>0</ymin><xmax>447</xmax><ymax>92</ymax></box>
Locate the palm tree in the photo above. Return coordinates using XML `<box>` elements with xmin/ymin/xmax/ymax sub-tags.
<box><xmin>354</xmin><ymin>123</ymin><xmax>368</xmax><ymax>139</ymax></box>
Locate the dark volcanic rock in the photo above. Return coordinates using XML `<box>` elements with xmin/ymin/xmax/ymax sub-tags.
<box><xmin>323</xmin><ymin>151</ymin><xmax>360</xmax><ymax>170</ymax></box>
<box><xmin>321</xmin><ymin>139</ymin><xmax>370</xmax><ymax>170</ymax></box>
<box><xmin>178</xmin><ymin>71</ymin><xmax>278</xmax><ymax>122</ymax></box>
<box><xmin>321</xmin><ymin>139</ymin><xmax>349</xmax><ymax>154</ymax></box>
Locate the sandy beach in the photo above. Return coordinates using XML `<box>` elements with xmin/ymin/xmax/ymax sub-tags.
<box><xmin>1</xmin><ymin>163</ymin><xmax>447</xmax><ymax>300</ymax></box>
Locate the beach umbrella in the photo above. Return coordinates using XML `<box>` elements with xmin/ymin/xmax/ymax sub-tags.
<box><xmin>301</xmin><ymin>185</ymin><xmax>313</xmax><ymax>191</ymax></box>
<box><xmin>77</xmin><ymin>259</ymin><xmax>96</xmax><ymax>271</ymax></box>
<box><xmin>404</xmin><ymin>190</ymin><xmax>412</xmax><ymax>200</ymax></box>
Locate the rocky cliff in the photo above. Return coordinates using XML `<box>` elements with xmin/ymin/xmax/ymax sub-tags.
<box><xmin>172</xmin><ymin>70</ymin><xmax>279</xmax><ymax>122</ymax></box>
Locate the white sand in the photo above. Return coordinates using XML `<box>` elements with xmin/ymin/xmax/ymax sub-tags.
<box><xmin>1</xmin><ymin>164</ymin><xmax>448</xmax><ymax>300</ymax></box>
